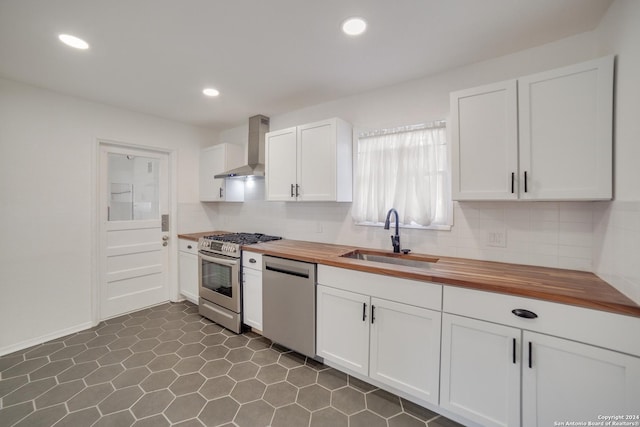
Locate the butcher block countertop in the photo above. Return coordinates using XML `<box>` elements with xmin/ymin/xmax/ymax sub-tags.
<box><xmin>246</xmin><ymin>239</ymin><xmax>640</xmax><ymax>318</ymax></box>
<box><xmin>178</xmin><ymin>231</ymin><xmax>228</xmax><ymax>241</ymax></box>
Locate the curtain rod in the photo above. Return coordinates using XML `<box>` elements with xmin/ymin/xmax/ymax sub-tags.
<box><xmin>359</xmin><ymin>120</ymin><xmax>446</xmax><ymax>138</ymax></box>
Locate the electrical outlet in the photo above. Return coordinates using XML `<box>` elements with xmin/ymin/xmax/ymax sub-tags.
<box><xmin>486</xmin><ymin>230</ymin><xmax>507</xmax><ymax>247</ymax></box>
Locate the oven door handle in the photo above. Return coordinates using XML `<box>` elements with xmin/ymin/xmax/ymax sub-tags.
<box><xmin>199</xmin><ymin>253</ymin><xmax>239</xmax><ymax>267</ymax></box>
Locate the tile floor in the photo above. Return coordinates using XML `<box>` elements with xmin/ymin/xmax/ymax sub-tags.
<box><xmin>0</xmin><ymin>301</ymin><xmax>464</xmax><ymax>427</ymax></box>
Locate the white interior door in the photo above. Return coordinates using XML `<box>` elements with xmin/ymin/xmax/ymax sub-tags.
<box><xmin>99</xmin><ymin>144</ymin><xmax>170</xmax><ymax>319</ymax></box>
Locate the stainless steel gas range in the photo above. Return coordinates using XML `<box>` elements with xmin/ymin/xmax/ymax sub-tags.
<box><xmin>197</xmin><ymin>232</ymin><xmax>281</xmax><ymax>333</ymax></box>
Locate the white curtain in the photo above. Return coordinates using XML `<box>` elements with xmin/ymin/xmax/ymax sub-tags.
<box><xmin>352</xmin><ymin>123</ymin><xmax>448</xmax><ymax>227</ymax></box>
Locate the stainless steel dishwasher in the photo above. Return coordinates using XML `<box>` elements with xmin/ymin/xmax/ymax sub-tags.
<box><xmin>262</xmin><ymin>255</ymin><xmax>316</xmax><ymax>358</ymax></box>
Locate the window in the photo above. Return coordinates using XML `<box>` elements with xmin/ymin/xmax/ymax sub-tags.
<box><xmin>352</xmin><ymin>121</ymin><xmax>450</xmax><ymax>229</ymax></box>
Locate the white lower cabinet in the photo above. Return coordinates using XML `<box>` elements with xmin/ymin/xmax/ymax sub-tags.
<box><xmin>369</xmin><ymin>297</ymin><xmax>441</xmax><ymax>403</ymax></box>
<box><xmin>522</xmin><ymin>331</ymin><xmax>640</xmax><ymax>427</ymax></box>
<box><xmin>316</xmin><ymin>266</ymin><xmax>442</xmax><ymax>406</ymax></box>
<box><xmin>440</xmin><ymin>314</ymin><xmax>520</xmax><ymax>427</ymax></box>
<box><xmin>242</xmin><ymin>251</ymin><xmax>263</xmax><ymax>331</ymax></box>
<box><xmin>316</xmin><ymin>285</ymin><xmax>370</xmax><ymax>375</ymax></box>
<box><xmin>178</xmin><ymin>239</ymin><xmax>198</xmax><ymax>303</ymax></box>
<box><xmin>442</xmin><ymin>286</ymin><xmax>640</xmax><ymax>427</ymax></box>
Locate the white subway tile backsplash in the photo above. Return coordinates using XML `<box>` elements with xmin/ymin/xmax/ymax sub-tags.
<box><xmin>558</xmin><ymin>222</ymin><xmax>592</xmax><ymax>247</ymax></box>
<box><xmin>559</xmin><ymin>203</ymin><xmax>594</xmax><ymax>223</ymax></box>
<box><xmin>558</xmin><ymin>256</ymin><xmax>591</xmax><ymax>271</ymax></box>
<box><xmin>530</xmin><ymin>203</ymin><xmax>560</xmax><ymax>222</ymax></box>
<box><xmin>593</xmin><ymin>201</ymin><xmax>640</xmax><ymax>305</ymax></box>
<box><xmin>204</xmin><ymin>184</ymin><xmax>630</xmax><ymax>295</ymax></box>
<box><xmin>528</xmin><ymin>221</ymin><xmax>559</xmax><ymax>244</ymax></box>
<box><xmin>558</xmin><ymin>244</ymin><xmax>591</xmax><ymax>259</ymax></box>
<box><xmin>527</xmin><ymin>253</ymin><xmax>559</xmax><ymax>269</ymax></box>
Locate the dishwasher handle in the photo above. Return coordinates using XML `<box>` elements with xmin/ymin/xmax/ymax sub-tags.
<box><xmin>265</xmin><ymin>263</ymin><xmax>310</xmax><ymax>279</ymax></box>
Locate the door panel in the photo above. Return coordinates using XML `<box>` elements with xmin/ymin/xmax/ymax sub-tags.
<box><xmin>518</xmin><ymin>56</ymin><xmax>613</xmax><ymax>200</ymax></box>
<box><xmin>441</xmin><ymin>314</ymin><xmax>521</xmax><ymax>427</ymax></box>
<box><xmin>100</xmin><ymin>144</ymin><xmax>170</xmax><ymax>319</ymax></box>
<box><xmin>451</xmin><ymin>80</ymin><xmax>518</xmax><ymax>200</ymax></box>
<box><xmin>265</xmin><ymin>127</ymin><xmax>297</xmax><ymax>201</ymax></box>
<box><xmin>369</xmin><ymin>297</ymin><xmax>441</xmax><ymax>405</ymax></box>
<box><xmin>316</xmin><ymin>285</ymin><xmax>370</xmax><ymax>375</ymax></box>
<box><xmin>297</xmin><ymin>120</ymin><xmax>336</xmax><ymax>201</ymax></box>
<box><xmin>522</xmin><ymin>331</ymin><xmax>640</xmax><ymax>426</ymax></box>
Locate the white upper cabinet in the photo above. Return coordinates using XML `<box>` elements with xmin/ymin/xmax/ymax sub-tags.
<box><xmin>518</xmin><ymin>57</ymin><xmax>613</xmax><ymax>200</ymax></box>
<box><xmin>451</xmin><ymin>80</ymin><xmax>519</xmax><ymax>200</ymax></box>
<box><xmin>199</xmin><ymin>143</ymin><xmax>245</xmax><ymax>202</ymax></box>
<box><xmin>451</xmin><ymin>56</ymin><xmax>614</xmax><ymax>201</ymax></box>
<box><xmin>265</xmin><ymin>118</ymin><xmax>352</xmax><ymax>202</ymax></box>
<box><xmin>264</xmin><ymin>127</ymin><xmax>298</xmax><ymax>201</ymax></box>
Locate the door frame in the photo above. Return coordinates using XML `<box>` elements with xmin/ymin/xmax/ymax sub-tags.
<box><xmin>92</xmin><ymin>138</ymin><xmax>179</xmax><ymax>324</ymax></box>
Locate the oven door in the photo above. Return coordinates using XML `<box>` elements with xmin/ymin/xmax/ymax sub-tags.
<box><xmin>198</xmin><ymin>251</ymin><xmax>240</xmax><ymax>313</ymax></box>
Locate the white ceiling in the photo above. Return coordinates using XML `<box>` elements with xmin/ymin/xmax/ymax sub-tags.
<box><xmin>0</xmin><ymin>0</ymin><xmax>612</xmax><ymax>130</ymax></box>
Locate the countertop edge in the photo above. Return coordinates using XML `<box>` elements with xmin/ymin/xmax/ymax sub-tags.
<box><xmin>246</xmin><ymin>241</ymin><xmax>640</xmax><ymax>319</ymax></box>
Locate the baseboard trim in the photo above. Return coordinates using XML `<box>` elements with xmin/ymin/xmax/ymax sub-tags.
<box><xmin>0</xmin><ymin>321</ymin><xmax>96</xmax><ymax>357</ymax></box>
<box><xmin>179</xmin><ymin>291</ymin><xmax>198</xmax><ymax>305</ymax></box>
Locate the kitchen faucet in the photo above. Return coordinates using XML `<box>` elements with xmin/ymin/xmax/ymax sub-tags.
<box><xmin>384</xmin><ymin>208</ymin><xmax>401</xmax><ymax>253</ymax></box>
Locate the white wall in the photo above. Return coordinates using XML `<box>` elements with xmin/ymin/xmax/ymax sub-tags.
<box><xmin>0</xmin><ymin>78</ymin><xmax>216</xmax><ymax>354</ymax></box>
<box><xmin>592</xmin><ymin>0</ymin><xmax>640</xmax><ymax>304</ymax></box>
<box><xmin>211</xmin><ymin>29</ymin><xmax>603</xmax><ymax>273</ymax></box>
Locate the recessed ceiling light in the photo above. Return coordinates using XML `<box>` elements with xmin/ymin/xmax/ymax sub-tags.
<box><xmin>58</xmin><ymin>34</ymin><xmax>89</xmax><ymax>50</ymax></box>
<box><xmin>342</xmin><ymin>17</ymin><xmax>367</xmax><ymax>36</ymax></box>
<box><xmin>202</xmin><ymin>88</ymin><xmax>220</xmax><ymax>97</ymax></box>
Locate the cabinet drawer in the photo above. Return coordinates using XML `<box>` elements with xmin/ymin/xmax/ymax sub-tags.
<box><xmin>318</xmin><ymin>265</ymin><xmax>441</xmax><ymax>311</ymax></box>
<box><xmin>178</xmin><ymin>239</ymin><xmax>198</xmax><ymax>255</ymax></box>
<box><xmin>242</xmin><ymin>251</ymin><xmax>262</xmax><ymax>269</ymax></box>
<box><xmin>443</xmin><ymin>286</ymin><xmax>640</xmax><ymax>357</ymax></box>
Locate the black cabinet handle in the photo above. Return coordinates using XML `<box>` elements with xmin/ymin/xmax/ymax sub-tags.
<box><xmin>291</xmin><ymin>184</ymin><xmax>294</xmax><ymax>197</ymax></box>
<box><xmin>371</xmin><ymin>305</ymin><xmax>376</xmax><ymax>324</ymax></box>
<box><xmin>524</xmin><ymin>171</ymin><xmax>528</xmax><ymax>193</ymax></box>
<box><xmin>512</xmin><ymin>338</ymin><xmax>516</xmax><ymax>364</ymax></box>
<box><xmin>528</xmin><ymin>341</ymin><xmax>533</xmax><ymax>368</ymax></box>
<box><xmin>512</xmin><ymin>309</ymin><xmax>538</xmax><ymax>319</ymax></box>
<box><xmin>362</xmin><ymin>303</ymin><xmax>367</xmax><ymax>322</ymax></box>
<box><xmin>511</xmin><ymin>172</ymin><xmax>515</xmax><ymax>194</ymax></box>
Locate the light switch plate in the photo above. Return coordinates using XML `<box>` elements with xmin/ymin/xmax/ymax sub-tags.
<box><xmin>486</xmin><ymin>229</ymin><xmax>506</xmax><ymax>247</ymax></box>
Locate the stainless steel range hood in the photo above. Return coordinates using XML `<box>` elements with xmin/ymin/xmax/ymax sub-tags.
<box><xmin>214</xmin><ymin>115</ymin><xmax>270</xmax><ymax>179</ymax></box>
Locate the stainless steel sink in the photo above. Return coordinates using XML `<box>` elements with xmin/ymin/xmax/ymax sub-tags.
<box><xmin>341</xmin><ymin>250</ymin><xmax>438</xmax><ymax>270</ymax></box>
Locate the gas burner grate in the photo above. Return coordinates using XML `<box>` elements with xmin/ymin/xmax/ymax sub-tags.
<box><xmin>202</xmin><ymin>233</ymin><xmax>282</xmax><ymax>245</ymax></box>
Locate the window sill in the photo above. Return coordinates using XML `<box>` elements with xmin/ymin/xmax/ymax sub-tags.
<box><xmin>354</xmin><ymin>221</ymin><xmax>452</xmax><ymax>231</ymax></box>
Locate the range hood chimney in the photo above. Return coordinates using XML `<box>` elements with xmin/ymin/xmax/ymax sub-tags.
<box><xmin>214</xmin><ymin>114</ymin><xmax>270</xmax><ymax>179</ymax></box>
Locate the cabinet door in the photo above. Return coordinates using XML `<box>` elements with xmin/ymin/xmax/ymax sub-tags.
<box><xmin>297</xmin><ymin>119</ymin><xmax>337</xmax><ymax>201</ymax></box>
<box><xmin>199</xmin><ymin>145</ymin><xmax>226</xmax><ymax>201</ymax></box>
<box><xmin>178</xmin><ymin>250</ymin><xmax>198</xmax><ymax>304</ymax></box>
<box><xmin>440</xmin><ymin>314</ymin><xmax>521</xmax><ymax>427</ymax></box>
<box><xmin>518</xmin><ymin>56</ymin><xmax>613</xmax><ymax>200</ymax></box>
<box><xmin>265</xmin><ymin>127</ymin><xmax>297</xmax><ymax>201</ymax></box>
<box><xmin>316</xmin><ymin>285</ymin><xmax>370</xmax><ymax>376</ymax></box>
<box><xmin>522</xmin><ymin>331</ymin><xmax>640</xmax><ymax>427</ymax></box>
<box><xmin>369</xmin><ymin>298</ymin><xmax>441</xmax><ymax>405</ymax></box>
<box><xmin>451</xmin><ymin>80</ymin><xmax>518</xmax><ymax>200</ymax></box>
<box><xmin>199</xmin><ymin>144</ymin><xmax>245</xmax><ymax>202</ymax></box>
<box><xmin>242</xmin><ymin>268</ymin><xmax>262</xmax><ymax>331</ymax></box>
